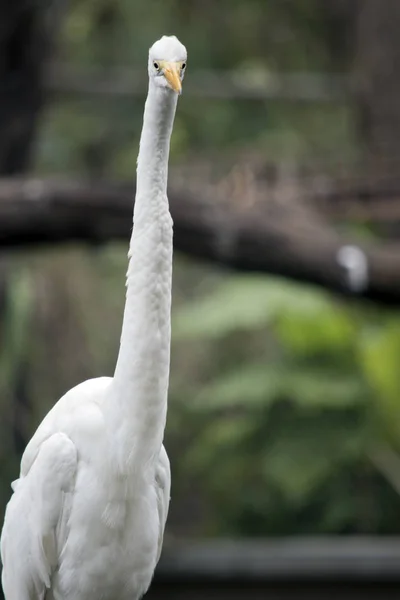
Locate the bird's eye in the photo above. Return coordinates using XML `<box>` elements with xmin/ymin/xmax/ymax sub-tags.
<box><xmin>181</xmin><ymin>62</ymin><xmax>186</xmax><ymax>70</ymax></box>
<box><xmin>153</xmin><ymin>62</ymin><xmax>160</xmax><ymax>71</ymax></box>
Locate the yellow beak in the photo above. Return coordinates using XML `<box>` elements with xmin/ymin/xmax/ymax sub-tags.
<box><xmin>161</xmin><ymin>61</ymin><xmax>182</xmax><ymax>94</ymax></box>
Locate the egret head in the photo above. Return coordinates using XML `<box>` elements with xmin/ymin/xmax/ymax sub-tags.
<box><xmin>148</xmin><ymin>35</ymin><xmax>187</xmax><ymax>94</ymax></box>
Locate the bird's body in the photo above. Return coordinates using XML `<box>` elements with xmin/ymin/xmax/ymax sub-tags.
<box><xmin>3</xmin><ymin>377</ymin><xmax>170</xmax><ymax>600</ymax></box>
<box><xmin>1</xmin><ymin>35</ymin><xmax>187</xmax><ymax>600</ymax></box>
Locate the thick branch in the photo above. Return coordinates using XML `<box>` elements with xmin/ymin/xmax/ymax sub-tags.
<box><xmin>0</xmin><ymin>177</ymin><xmax>399</xmax><ymax>305</ymax></box>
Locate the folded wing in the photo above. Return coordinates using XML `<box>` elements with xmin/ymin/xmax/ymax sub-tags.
<box><xmin>1</xmin><ymin>433</ymin><xmax>77</xmax><ymax>600</ymax></box>
<box><xmin>155</xmin><ymin>445</ymin><xmax>171</xmax><ymax>564</ymax></box>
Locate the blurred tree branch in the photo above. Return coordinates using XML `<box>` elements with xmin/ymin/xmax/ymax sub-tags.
<box><xmin>0</xmin><ymin>177</ymin><xmax>399</xmax><ymax>305</ymax></box>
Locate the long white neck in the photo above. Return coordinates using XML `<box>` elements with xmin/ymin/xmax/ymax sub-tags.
<box><xmin>108</xmin><ymin>81</ymin><xmax>177</xmax><ymax>471</ymax></box>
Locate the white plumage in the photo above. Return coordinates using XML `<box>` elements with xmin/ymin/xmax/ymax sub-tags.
<box><xmin>1</xmin><ymin>35</ymin><xmax>187</xmax><ymax>600</ymax></box>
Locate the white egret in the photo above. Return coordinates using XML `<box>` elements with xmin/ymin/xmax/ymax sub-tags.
<box><xmin>1</xmin><ymin>34</ymin><xmax>187</xmax><ymax>600</ymax></box>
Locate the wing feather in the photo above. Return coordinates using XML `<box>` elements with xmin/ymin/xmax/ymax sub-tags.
<box><xmin>155</xmin><ymin>445</ymin><xmax>171</xmax><ymax>564</ymax></box>
<box><xmin>1</xmin><ymin>433</ymin><xmax>77</xmax><ymax>600</ymax></box>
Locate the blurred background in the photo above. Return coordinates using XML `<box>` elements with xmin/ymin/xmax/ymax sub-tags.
<box><xmin>2</xmin><ymin>0</ymin><xmax>400</xmax><ymax>597</ymax></box>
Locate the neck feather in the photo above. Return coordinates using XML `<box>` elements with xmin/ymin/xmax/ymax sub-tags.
<box><xmin>108</xmin><ymin>82</ymin><xmax>177</xmax><ymax>470</ymax></box>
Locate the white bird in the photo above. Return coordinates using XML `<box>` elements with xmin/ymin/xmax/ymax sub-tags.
<box><xmin>1</xmin><ymin>35</ymin><xmax>187</xmax><ymax>600</ymax></box>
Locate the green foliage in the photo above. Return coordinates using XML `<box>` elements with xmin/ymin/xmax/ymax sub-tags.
<box><xmin>0</xmin><ymin>267</ymin><xmax>35</xmax><ymax>519</ymax></box>
<box><xmin>170</xmin><ymin>274</ymin><xmax>400</xmax><ymax>535</ymax></box>
<box><xmin>35</xmin><ymin>0</ymin><xmax>356</xmax><ymax>176</ymax></box>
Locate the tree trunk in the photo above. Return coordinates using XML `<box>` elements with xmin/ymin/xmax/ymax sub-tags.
<box><xmin>354</xmin><ymin>1</ymin><xmax>400</xmax><ymax>163</ymax></box>
<box><xmin>0</xmin><ymin>0</ymin><xmax>62</xmax><ymax>462</ymax></box>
